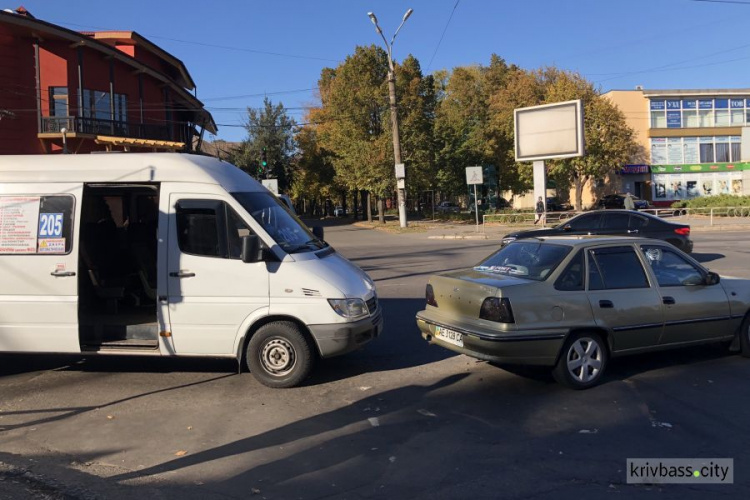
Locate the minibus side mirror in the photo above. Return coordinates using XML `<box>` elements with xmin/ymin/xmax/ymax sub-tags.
<box><xmin>241</xmin><ymin>235</ymin><xmax>262</xmax><ymax>263</ymax></box>
<box><xmin>312</xmin><ymin>226</ymin><xmax>324</xmax><ymax>240</ymax></box>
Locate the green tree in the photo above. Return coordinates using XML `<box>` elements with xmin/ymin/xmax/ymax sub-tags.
<box><xmin>232</xmin><ymin>97</ymin><xmax>297</xmax><ymax>192</ymax></box>
<box><xmin>432</xmin><ymin>55</ymin><xmax>516</xmax><ymax>200</ymax></box>
<box><xmin>291</xmin><ymin>115</ymin><xmax>341</xmax><ymax>216</ymax></box>
<box><xmin>394</xmin><ymin>55</ymin><xmax>437</xmax><ymax>208</ymax></box>
<box><xmin>315</xmin><ymin>45</ymin><xmax>393</xmax><ymax>222</ymax></box>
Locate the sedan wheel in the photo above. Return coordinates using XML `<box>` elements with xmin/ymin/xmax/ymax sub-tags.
<box><xmin>553</xmin><ymin>332</ymin><xmax>608</xmax><ymax>389</ymax></box>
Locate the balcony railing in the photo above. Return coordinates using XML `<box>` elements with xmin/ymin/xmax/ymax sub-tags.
<box><xmin>41</xmin><ymin>116</ymin><xmax>184</xmax><ymax>143</ymax></box>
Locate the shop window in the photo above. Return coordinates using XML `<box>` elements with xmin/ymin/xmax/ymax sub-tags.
<box><xmin>699</xmin><ymin>143</ymin><xmax>714</xmax><ymax>163</ymax></box>
<box><xmin>715</xmin><ymin>142</ymin><xmax>730</xmax><ymax>163</ymax></box>
<box><xmin>731</xmin><ymin>109</ymin><xmax>745</xmax><ymax>125</ymax></box>
<box><xmin>731</xmin><ymin>142</ymin><xmax>741</xmax><ymax>162</ymax></box>
<box><xmin>650</xmin><ymin>111</ymin><xmax>666</xmax><ymax>128</ymax></box>
<box><xmin>698</xmin><ymin>110</ymin><xmax>713</xmax><ymax>127</ymax></box>
<box><xmin>682</xmin><ymin>110</ymin><xmax>698</xmax><ymax>128</ymax></box>
<box><xmin>715</xmin><ymin>109</ymin><xmax>729</xmax><ymax>127</ymax></box>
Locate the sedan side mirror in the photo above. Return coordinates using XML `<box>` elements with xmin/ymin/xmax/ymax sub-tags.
<box><xmin>312</xmin><ymin>226</ymin><xmax>324</xmax><ymax>240</ymax></box>
<box><xmin>563</xmin><ymin>224</ymin><xmax>572</xmax><ymax>231</ymax></box>
<box><xmin>241</xmin><ymin>235</ymin><xmax>262</xmax><ymax>263</ymax></box>
<box><xmin>705</xmin><ymin>271</ymin><xmax>721</xmax><ymax>286</ymax></box>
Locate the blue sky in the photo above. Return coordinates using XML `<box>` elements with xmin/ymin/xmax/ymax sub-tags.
<box><xmin>16</xmin><ymin>0</ymin><xmax>750</xmax><ymax>142</ymax></box>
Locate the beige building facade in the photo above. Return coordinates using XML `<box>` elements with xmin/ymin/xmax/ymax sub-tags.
<box><xmin>605</xmin><ymin>88</ymin><xmax>750</xmax><ymax>206</ymax></box>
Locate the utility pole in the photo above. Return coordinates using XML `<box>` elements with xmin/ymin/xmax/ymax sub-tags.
<box><xmin>367</xmin><ymin>9</ymin><xmax>413</xmax><ymax>228</ymax></box>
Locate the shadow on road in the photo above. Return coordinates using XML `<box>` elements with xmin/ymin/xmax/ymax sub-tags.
<box><xmin>691</xmin><ymin>252</ymin><xmax>725</xmax><ymax>263</ymax></box>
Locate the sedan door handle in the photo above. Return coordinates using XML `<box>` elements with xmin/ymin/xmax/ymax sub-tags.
<box><xmin>169</xmin><ymin>271</ymin><xmax>196</xmax><ymax>278</ymax></box>
<box><xmin>662</xmin><ymin>296</ymin><xmax>676</xmax><ymax>305</ymax></box>
<box><xmin>50</xmin><ymin>270</ymin><xmax>76</xmax><ymax>277</ymax></box>
<box><xmin>599</xmin><ymin>300</ymin><xmax>614</xmax><ymax>308</ymax></box>
<box><xmin>627</xmin><ymin>229</ymin><xmax>639</xmax><ymax>234</ymax></box>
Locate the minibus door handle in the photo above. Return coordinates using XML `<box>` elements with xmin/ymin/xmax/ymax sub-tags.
<box><xmin>170</xmin><ymin>270</ymin><xmax>196</xmax><ymax>278</ymax></box>
<box><xmin>50</xmin><ymin>270</ymin><xmax>76</xmax><ymax>277</ymax></box>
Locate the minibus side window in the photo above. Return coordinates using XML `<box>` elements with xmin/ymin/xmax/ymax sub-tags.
<box><xmin>175</xmin><ymin>200</ymin><xmax>251</xmax><ymax>259</ymax></box>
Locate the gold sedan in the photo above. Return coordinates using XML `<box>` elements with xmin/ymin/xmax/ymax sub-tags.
<box><xmin>416</xmin><ymin>236</ymin><xmax>750</xmax><ymax>389</ymax></box>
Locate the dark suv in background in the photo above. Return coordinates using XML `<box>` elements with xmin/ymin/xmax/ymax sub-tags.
<box><xmin>501</xmin><ymin>210</ymin><xmax>693</xmax><ymax>253</ymax></box>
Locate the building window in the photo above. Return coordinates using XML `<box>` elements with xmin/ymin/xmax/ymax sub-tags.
<box><xmin>48</xmin><ymin>87</ymin><xmax>68</xmax><ymax>117</ymax></box>
<box><xmin>82</xmin><ymin>89</ymin><xmax>127</xmax><ymax>123</ymax></box>
<box><xmin>699</xmin><ymin>142</ymin><xmax>714</xmax><ymax>163</ymax></box>
<box><xmin>715</xmin><ymin>139</ymin><xmax>730</xmax><ymax>162</ymax></box>
<box><xmin>682</xmin><ymin>110</ymin><xmax>698</xmax><ymax>127</ymax></box>
<box><xmin>651</xmin><ymin>111</ymin><xmax>666</xmax><ymax>128</ymax></box>
<box><xmin>698</xmin><ymin>109</ymin><xmax>713</xmax><ymax>127</ymax></box>
<box><xmin>715</xmin><ymin>109</ymin><xmax>730</xmax><ymax>126</ymax></box>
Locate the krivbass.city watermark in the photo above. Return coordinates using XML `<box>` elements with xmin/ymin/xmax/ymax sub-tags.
<box><xmin>627</xmin><ymin>459</ymin><xmax>733</xmax><ymax>484</ymax></box>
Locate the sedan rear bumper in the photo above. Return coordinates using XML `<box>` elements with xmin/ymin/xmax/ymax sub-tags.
<box><xmin>416</xmin><ymin>313</ymin><xmax>566</xmax><ymax>366</ymax></box>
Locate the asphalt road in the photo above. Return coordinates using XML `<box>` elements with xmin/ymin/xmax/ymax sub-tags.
<box><xmin>1</xmin><ymin>226</ymin><xmax>749</xmax><ymax>499</ymax></box>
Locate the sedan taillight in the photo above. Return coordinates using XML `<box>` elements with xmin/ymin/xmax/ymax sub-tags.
<box><xmin>674</xmin><ymin>227</ymin><xmax>690</xmax><ymax>236</ymax></box>
<box><xmin>479</xmin><ymin>297</ymin><xmax>515</xmax><ymax>323</ymax></box>
<box><xmin>426</xmin><ymin>284</ymin><xmax>438</xmax><ymax>307</ymax></box>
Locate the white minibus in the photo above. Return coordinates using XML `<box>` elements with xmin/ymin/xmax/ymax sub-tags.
<box><xmin>0</xmin><ymin>154</ymin><xmax>381</xmax><ymax>387</ymax></box>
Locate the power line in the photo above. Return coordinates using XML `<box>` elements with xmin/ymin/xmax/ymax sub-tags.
<box><xmin>426</xmin><ymin>0</ymin><xmax>460</xmax><ymax>73</ymax></box>
<box><xmin>202</xmin><ymin>88</ymin><xmax>319</xmax><ymax>102</ymax></box>
<box><xmin>48</xmin><ymin>19</ymin><xmax>339</xmax><ymax>63</ymax></box>
<box><xmin>692</xmin><ymin>0</ymin><xmax>750</xmax><ymax>4</ymax></box>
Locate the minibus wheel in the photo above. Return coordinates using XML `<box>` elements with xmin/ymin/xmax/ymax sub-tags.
<box><xmin>246</xmin><ymin>321</ymin><xmax>314</xmax><ymax>388</ymax></box>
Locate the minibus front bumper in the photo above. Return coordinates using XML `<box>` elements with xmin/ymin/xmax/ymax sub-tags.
<box><xmin>309</xmin><ymin>311</ymin><xmax>383</xmax><ymax>358</ymax></box>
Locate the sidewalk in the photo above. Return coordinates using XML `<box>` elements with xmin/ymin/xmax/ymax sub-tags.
<box><xmin>421</xmin><ymin>215</ymin><xmax>750</xmax><ymax>240</ymax></box>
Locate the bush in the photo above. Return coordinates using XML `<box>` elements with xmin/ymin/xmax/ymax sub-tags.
<box><xmin>671</xmin><ymin>195</ymin><xmax>750</xmax><ymax>209</ymax></box>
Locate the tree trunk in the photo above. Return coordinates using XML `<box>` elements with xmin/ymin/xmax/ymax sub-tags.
<box><xmin>366</xmin><ymin>191</ymin><xmax>373</xmax><ymax>223</ymax></box>
<box><xmin>377</xmin><ymin>196</ymin><xmax>385</xmax><ymax>224</ymax></box>
<box><xmin>353</xmin><ymin>190</ymin><xmax>358</xmax><ymax>220</ymax></box>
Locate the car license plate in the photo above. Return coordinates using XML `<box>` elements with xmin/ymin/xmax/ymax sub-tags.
<box><xmin>435</xmin><ymin>326</ymin><xmax>463</xmax><ymax>348</ymax></box>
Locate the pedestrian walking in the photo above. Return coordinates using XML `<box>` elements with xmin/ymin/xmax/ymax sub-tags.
<box><xmin>534</xmin><ymin>196</ymin><xmax>545</xmax><ymax>225</ymax></box>
<box><xmin>624</xmin><ymin>192</ymin><xmax>635</xmax><ymax>210</ymax></box>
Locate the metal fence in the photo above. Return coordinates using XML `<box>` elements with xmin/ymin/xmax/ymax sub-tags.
<box><xmin>482</xmin><ymin>206</ymin><xmax>750</xmax><ymax>232</ymax></box>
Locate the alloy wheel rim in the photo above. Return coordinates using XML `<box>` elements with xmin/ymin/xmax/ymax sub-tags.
<box><xmin>566</xmin><ymin>337</ymin><xmax>602</xmax><ymax>384</ymax></box>
<box><xmin>260</xmin><ymin>338</ymin><xmax>297</xmax><ymax>377</ymax></box>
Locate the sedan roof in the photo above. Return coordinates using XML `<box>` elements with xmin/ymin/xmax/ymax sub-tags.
<box><xmin>510</xmin><ymin>235</ymin><xmax>675</xmax><ymax>248</ymax></box>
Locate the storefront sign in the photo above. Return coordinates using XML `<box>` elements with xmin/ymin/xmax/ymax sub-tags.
<box><xmin>651</xmin><ymin>162</ymin><xmax>750</xmax><ymax>173</ymax></box>
<box><xmin>667</xmin><ymin>111</ymin><xmax>681</xmax><ymax>128</ymax></box>
<box><xmin>621</xmin><ymin>165</ymin><xmax>650</xmax><ymax>175</ymax></box>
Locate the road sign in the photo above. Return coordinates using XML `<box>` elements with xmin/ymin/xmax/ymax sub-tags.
<box><xmin>466</xmin><ymin>166</ymin><xmax>483</xmax><ymax>185</ymax></box>
<box><xmin>261</xmin><ymin>179</ymin><xmax>279</xmax><ymax>195</ymax></box>
<box><xmin>395</xmin><ymin>163</ymin><xmax>405</xmax><ymax>179</ymax></box>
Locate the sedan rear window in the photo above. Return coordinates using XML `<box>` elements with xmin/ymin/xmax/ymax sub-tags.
<box><xmin>475</xmin><ymin>241</ymin><xmax>571</xmax><ymax>281</ymax></box>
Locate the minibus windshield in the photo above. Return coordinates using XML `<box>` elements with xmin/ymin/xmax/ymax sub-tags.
<box><xmin>231</xmin><ymin>192</ymin><xmax>327</xmax><ymax>253</ymax></box>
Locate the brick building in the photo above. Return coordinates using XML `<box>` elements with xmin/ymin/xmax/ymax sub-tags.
<box><xmin>0</xmin><ymin>7</ymin><xmax>216</xmax><ymax>154</ymax></box>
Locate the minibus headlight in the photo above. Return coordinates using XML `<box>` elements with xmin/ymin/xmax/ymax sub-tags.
<box><xmin>328</xmin><ymin>298</ymin><xmax>368</xmax><ymax>319</ymax></box>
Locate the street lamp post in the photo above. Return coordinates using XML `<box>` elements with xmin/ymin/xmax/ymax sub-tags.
<box><xmin>367</xmin><ymin>9</ymin><xmax>413</xmax><ymax>228</ymax></box>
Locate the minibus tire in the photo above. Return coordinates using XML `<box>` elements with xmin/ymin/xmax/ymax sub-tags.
<box><xmin>246</xmin><ymin>321</ymin><xmax>314</xmax><ymax>388</ymax></box>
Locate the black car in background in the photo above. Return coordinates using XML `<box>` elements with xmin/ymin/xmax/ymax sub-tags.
<box><xmin>501</xmin><ymin>210</ymin><xmax>693</xmax><ymax>253</ymax></box>
<box><xmin>545</xmin><ymin>197</ymin><xmax>573</xmax><ymax>212</ymax></box>
<box><xmin>597</xmin><ymin>193</ymin><xmax>651</xmax><ymax>210</ymax></box>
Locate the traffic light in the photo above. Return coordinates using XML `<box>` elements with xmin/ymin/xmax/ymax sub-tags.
<box><xmin>261</xmin><ymin>147</ymin><xmax>268</xmax><ymax>177</ymax></box>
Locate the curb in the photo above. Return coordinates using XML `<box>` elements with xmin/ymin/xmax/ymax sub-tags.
<box><xmin>428</xmin><ymin>234</ymin><xmax>489</xmax><ymax>240</ymax></box>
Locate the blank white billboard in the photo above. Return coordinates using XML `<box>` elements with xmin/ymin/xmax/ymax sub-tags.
<box><xmin>514</xmin><ymin>100</ymin><xmax>584</xmax><ymax>162</ymax></box>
